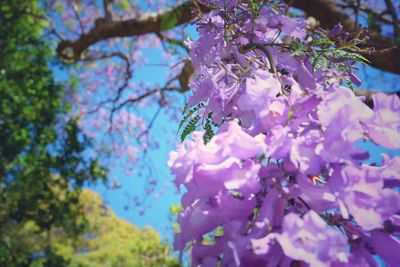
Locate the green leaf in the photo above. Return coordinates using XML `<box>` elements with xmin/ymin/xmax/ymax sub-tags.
<box><xmin>119</xmin><ymin>0</ymin><xmax>130</xmax><ymax>11</ymax></box>
<box><xmin>177</xmin><ymin>103</ymin><xmax>204</xmax><ymax>136</ymax></box>
<box><xmin>214</xmin><ymin>226</ymin><xmax>224</xmax><ymax>237</ymax></box>
<box><xmin>311</xmin><ymin>52</ymin><xmax>330</xmax><ymax>71</ymax></box>
<box><xmin>290</xmin><ymin>40</ymin><xmax>307</xmax><ymax>56</ymax></box>
<box><xmin>312</xmin><ymin>37</ymin><xmax>335</xmax><ymax>47</ymax></box>
<box><xmin>250</xmin><ymin>0</ymin><xmax>260</xmax><ymax>18</ymax></box>
<box><xmin>344</xmin><ymin>77</ymin><xmax>354</xmax><ymax>90</ymax></box>
<box><xmin>169</xmin><ymin>204</ymin><xmax>182</xmax><ymax>215</ymax></box>
<box><xmin>331</xmin><ymin>50</ymin><xmax>371</xmax><ymax>65</ymax></box>
<box><xmin>180</xmin><ymin>115</ymin><xmax>200</xmax><ymax>142</ymax></box>
<box><xmin>203</xmin><ymin>116</ymin><xmax>214</xmax><ymax>144</ymax></box>
<box><xmin>202</xmin><ymin>235</ymin><xmax>215</xmax><ymax>245</ymax></box>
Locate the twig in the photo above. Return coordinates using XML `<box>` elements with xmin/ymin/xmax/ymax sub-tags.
<box><xmin>239</xmin><ymin>42</ymin><xmax>278</xmax><ymax>74</ymax></box>
<box><xmin>103</xmin><ymin>0</ymin><xmax>112</xmax><ymax>20</ymax></box>
<box><xmin>71</xmin><ymin>2</ymin><xmax>85</xmax><ymax>34</ymax></box>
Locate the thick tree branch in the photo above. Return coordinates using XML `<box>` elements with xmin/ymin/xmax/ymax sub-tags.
<box><xmin>56</xmin><ymin>1</ymin><xmax>209</xmax><ymax>61</ymax></box>
<box><xmin>56</xmin><ymin>0</ymin><xmax>399</xmax><ymax>74</ymax></box>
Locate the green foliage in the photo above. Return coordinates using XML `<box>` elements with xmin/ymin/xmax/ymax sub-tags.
<box><xmin>330</xmin><ymin>50</ymin><xmax>370</xmax><ymax>65</ymax></box>
<box><xmin>177</xmin><ymin>103</ymin><xmax>204</xmax><ymax>140</ymax></box>
<box><xmin>292</xmin><ymin>31</ymin><xmax>371</xmax><ymax>75</ymax></box>
<box><xmin>290</xmin><ymin>40</ymin><xmax>307</xmax><ymax>57</ymax></box>
<box><xmin>311</xmin><ymin>52</ymin><xmax>331</xmax><ymax>71</ymax></box>
<box><xmin>344</xmin><ymin>77</ymin><xmax>355</xmax><ymax>90</ymax></box>
<box><xmin>0</xmin><ymin>4</ymin><xmax>177</xmax><ymax>266</ymax></box>
<box><xmin>180</xmin><ymin>115</ymin><xmax>200</xmax><ymax>142</ymax></box>
<box><xmin>169</xmin><ymin>204</ymin><xmax>182</xmax><ymax>215</ymax></box>
<box><xmin>201</xmin><ymin>226</ymin><xmax>224</xmax><ymax>246</ymax></box>
<box><xmin>2</xmin><ymin>190</ymin><xmax>180</xmax><ymax>267</ymax></box>
<box><xmin>250</xmin><ymin>0</ymin><xmax>261</xmax><ymax>18</ymax></box>
<box><xmin>119</xmin><ymin>0</ymin><xmax>130</xmax><ymax>11</ymax></box>
<box><xmin>178</xmin><ymin>103</ymin><xmax>218</xmax><ymax>143</ymax></box>
<box><xmin>310</xmin><ymin>36</ymin><xmax>335</xmax><ymax>47</ymax></box>
<box><xmin>203</xmin><ymin>115</ymin><xmax>215</xmax><ymax>144</ymax></box>
<box><xmin>59</xmin><ymin>190</ymin><xmax>180</xmax><ymax>267</ymax></box>
<box><xmin>177</xmin><ymin>103</ymin><xmax>204</xmax><ymax>134</ymax></box>
<box><xmin>178</xmin><ymin>103</ymin><xmax>218</xmax><ymax>144</ymax></box>
<box><xmin>0</xmin><ymin>1</ymin><xmax>106</xmax><ymax>265</ymax></box>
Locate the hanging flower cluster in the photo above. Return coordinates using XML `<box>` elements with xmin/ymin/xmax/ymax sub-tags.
<box><xmin>169</xmin><ymin>1</ymin><xmax>400</xmax><ymax>266</ymax></box>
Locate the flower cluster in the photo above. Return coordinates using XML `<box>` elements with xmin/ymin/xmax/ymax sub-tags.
<box><xmin>169</xmin><ymin>1</ymin><xmax>400</xmax><ymax>266</ymax></box>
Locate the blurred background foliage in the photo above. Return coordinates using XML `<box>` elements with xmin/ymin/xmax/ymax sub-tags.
<box><xmin>8</xmin><ymin>190</ymin><xmax>180</xmax><ymax>267</ymax></box>
<box><xmin>0</xmin><ymin>1</ymin><xmax>178</xmax><ymax>266</ymax></box>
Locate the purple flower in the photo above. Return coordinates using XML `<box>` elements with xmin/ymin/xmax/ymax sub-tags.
<box><xmin>237</xmin><ymin>69</ymin><xmax>281</xmax><ymax>114</ymax></box>
<box><xmin>371</xmin><ymin>230</ymin><xmax>400</xmax><ymax>265</ymax></box>
<box><xmin>379</xmin><ymin>154</ymin><xmax>400</xmax><ymax>187</ymax></box>
<box><xmin>258</xmin><ymin>98</ymin><xmax>289</xmax><ymax>130</ymax></box>
<box><xmin>362</xmin><ymin>92</ymin><xmax>400</xmax><ymax>149</ymax></box>
<box><xmin>348</xmin><ymin>72</ymin><xmax>362</xmax><ymax>86</ymax></box>
<box><xmin>296</xmin><ymin>174</ymin><xmax>337</xmax><ymax>213</ymax></box>
<box><xmin>290</xmin><ymin>128</ymin><xmax>324</xmax><ymax>175</ymax></box>
<box><xmin>263</xmin><ymin>9</ymin><xmax>307</xmax><ymax>40</ymax></box>
<box><xmin>329</xmin><ymin>23</ymin><xmax>343</xmax><ymax>36</ymax></box>
<box><xmin>168</xmin><ymin>121</ymin><xmax>266</xmax><ymax>191</ymax></box>
<box><xmin>263</xmin><ymin>125</ymin><xmax>292</xmax><ymax>158</ymax></box>
<box><xmin>297</xmin><ymin>63</ymin><xmax>317</xmax><ymax>91</ymax></box>
<box><xmin>184</xmin><ymin>159</ymin><xmax>261</xmax><ymax>203</ymax></box>
<box><xmin>255</xmin><ymin>187</ymin><xmax>287</xmax><ymax>231</ymax></box>
<box><xmin>316</xmin><ymin>106</ymin><xmax>367</xmax><ymax>163</ymax></box>
<box><xmin>175</xmin><ymin>190</ymin><xmax>256</xmax><ymax>251</ymax></box>
<box><xmin>276</xmin><ymin>211</ymin><xmax>348</xmax><ymax>266</ymax></box>
<box><xmin>171</xmin><ymin>1</ymin><xmax>400</xmax><ymax>265</ymax></box>
<box><xmin>329</xmin><ymin>164</ymin><xmax>400</xmax><ymax>231</ymax></box>
<box><xmin>317</xmin><ymin>86</ymin><xmax>372</xmax><ymax>128</ymax></box>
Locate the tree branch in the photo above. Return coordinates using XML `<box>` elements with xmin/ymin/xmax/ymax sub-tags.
<box><xmin>103</xmin><ymin>0</ymin><xmax>112</xmax><ymax>20</ymax></box>
<box><xmin>107</xmin><ymin>71</ymin><xmax>183</xmax><ymax>131</ymax></box>
<box><xmin>56</xmin><ymin>0</ymin><xmax>400</xmax><ymax>74</ymax></box>
<box><xmin>56</xmin><ymin>1</ymin><xmax>209</xmax><ymax>61</ymax></box>
<box><xmin>71</xmin><ymin>2</ymin><xmax>85</xmax><ymax>34</ymax></box>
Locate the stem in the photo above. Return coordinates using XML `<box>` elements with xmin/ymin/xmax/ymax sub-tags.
<box><xmin>297</xmin><ymin>197</ymin><xmax>311</xmax><ymax>210</ymax></box>
<box><xmin>239</xmin><ymin>42</ymin><xmax>278</xmax><ymax>74</ymax></box>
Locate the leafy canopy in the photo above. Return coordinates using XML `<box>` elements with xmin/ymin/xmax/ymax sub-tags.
<box><xmin>0</xmin><ymin>1</ymin><xmax>106</xmax><ymax>265</ymax></box>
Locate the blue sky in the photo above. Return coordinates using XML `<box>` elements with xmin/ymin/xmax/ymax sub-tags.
<box><xmin>87</xmin><ymin>39</ymin><xmax>194</xmax><ymax>240</ymax></box>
